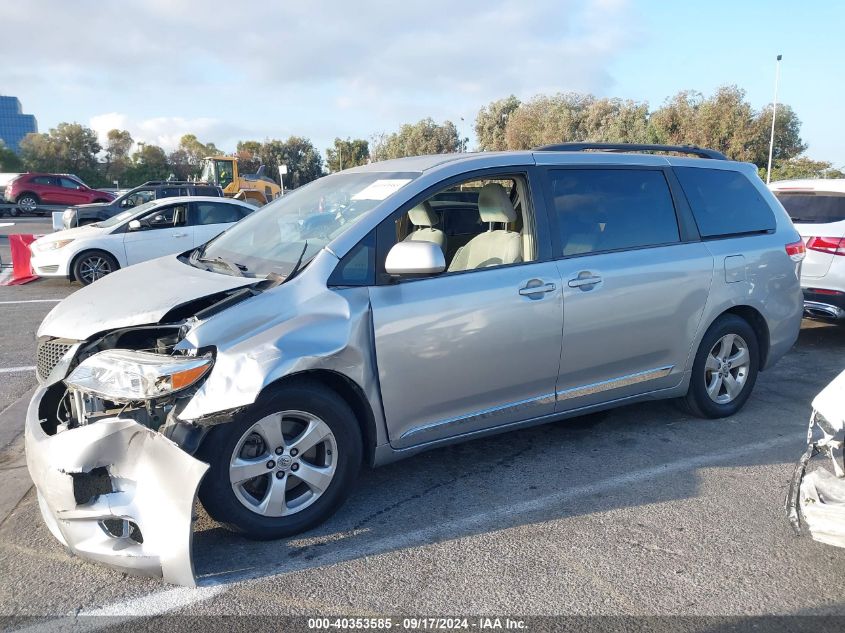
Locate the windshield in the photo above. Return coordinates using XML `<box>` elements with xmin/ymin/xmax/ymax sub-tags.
<box><xmin>776</xmin><ymin>192</ymin><xmax>845</xmax><ymax>224</ymax></box>
<box><xmin>97</xmin><ymin>200</ymin><xmax>157</xmax><ymax>228</ymax></box>
<box><xmin>196</xmin><ymin>171</ymin><xmax>419</xmax><ymax>277</ymax></box>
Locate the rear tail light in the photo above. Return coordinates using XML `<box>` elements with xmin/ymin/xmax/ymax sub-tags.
<box><xmin>806</xmin><ymin>236</ymin><xmax>845</xmax><ymax>256</ymax></box>
<box><xmin>807</xmin><ymin>288</ymin><xmax>845</xmax><ymax>296</ymax></box>
<box><xmin>785</xmin><ymin>240</ymin><xmax>806</xmax><ymax>262</ymax></box>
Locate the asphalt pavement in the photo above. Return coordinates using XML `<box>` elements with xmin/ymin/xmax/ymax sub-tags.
<box><xmin>0</xmin><ymin>227</ymin><xmax>843</xmax><ymax>622</ymax></box>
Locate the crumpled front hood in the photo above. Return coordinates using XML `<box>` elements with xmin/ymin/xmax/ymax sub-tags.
<box><xmin>38</xmin><ymin>255</ymin><xmax>255</xmax><ymax>340</ymax></box>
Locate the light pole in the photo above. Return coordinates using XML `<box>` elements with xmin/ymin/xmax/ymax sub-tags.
<box><xmin>766</xmin><ymin>54</ymin><xmax>783</xmax><ymax>184</ymax></box>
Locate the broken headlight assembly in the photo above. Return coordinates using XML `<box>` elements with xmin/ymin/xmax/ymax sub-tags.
<box><xmin>66</xmin><ymin>349</ymin><xmax>213</xmax><ymax>402</ymax></box>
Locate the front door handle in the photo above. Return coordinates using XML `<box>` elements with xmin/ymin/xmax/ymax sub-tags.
<box><xmin>518</xmin><ymin>281</ymin><xmax>557</xmax><ymax>296</ymax></box>
<box><xmin>172</xmin><ymin>232</ymin><xmax>189</xmax><ymax>238</ymax></box>
<box><xmin>568</xmin><ymin>275</ymin><xmax>602</xmax><ymax>288</ymax></box>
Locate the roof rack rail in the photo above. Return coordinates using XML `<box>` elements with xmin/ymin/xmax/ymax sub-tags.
<box><xmin>533</xmin><ymin>142</ymin><xmax>727</xmax><ymax>160</ymax></box>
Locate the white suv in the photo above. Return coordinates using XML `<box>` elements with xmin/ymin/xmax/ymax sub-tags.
<box><xmin>770</xmin><ymin>179</ymin><xmax>845</xmax><ymax>320</ymax></box>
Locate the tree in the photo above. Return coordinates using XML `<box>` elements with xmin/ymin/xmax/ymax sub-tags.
<box><xmin>326</xmin><ymin>138</ymin><xmax>369</xmax><ymax>172</ymax></box>
<box><xmin>767</xmin><ymin>156</ymin><xmax>845</xmax><ymax>181</ymax></box>
<box><xmin>122</xmin><ymin>143</ymin><xmax>170</xmax><ymax>186</ymax></box>
<box><xmin>235</xmin><ymin>140</ymin><xmax>263</xmax><ymax>175</ymax></box>
<box><xmin>19</xmin><ymin>122</ymin><xmax>102</xmax><ymax>183</ymax></box>
<box><xmin>257</xmin><ymin>136</ymin><xmax>324</xmax><ymax>189</ymax></box>
<box><xmin>474</xmin><ymin>95</ymin><xmax>521</xmax><ymax>151</ymax></box>
<box><xmin>648</xmin><ymin>86</ymin><xmax>806</xmax><ymax>166</ymax></box>
<box><xmin>582</xmin><ymin>98</ymin><xmax>650</xmax><ymax>143</ymax></box>
<box><xmin>502</xmin><ymin>93</ymin><xmax>594</xmax><ymax>149</ymax></box>
<box><xmin>370</xmin><ymin>118</ymin><xmax>461</xmax><ymax>161</ymax></box>
<box><xmin>104</xmin><ymin>129</ymin><xmax>133</xmax><ymax>185</ymax></box>
<box><xmin>0</xmin><ymin>140</ymin><xmax>23</xmax><ymax>171</ymax></box>
<box><xmin>168</xmin><ymin>134</ymin><xmax>220</xmax><ymax>180</ymax></box>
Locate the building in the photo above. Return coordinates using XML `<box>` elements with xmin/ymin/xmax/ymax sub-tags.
<box><xmin>0</xmin><ymin>96</ymin><xmax>38</xmax><ymax>154</ymax></box>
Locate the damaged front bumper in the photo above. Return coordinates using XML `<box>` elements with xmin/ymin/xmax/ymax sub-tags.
<box><xmin>24</xmin><ymin>386</ymin><xmax>209</xmax><ymax>585</ymax></box>
<box><xmin>787</xmin><ymin>371</ymin><xmax>845</xmax><ymax>548</ymax></box>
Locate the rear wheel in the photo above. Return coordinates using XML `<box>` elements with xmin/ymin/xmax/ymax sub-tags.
<box><xmin>198</xmin><ymin>382</ymin><xmax>362</xmax><ymax>540</ymax></box>
<box><xmin>72</xmin><ymin>250</ymin><xmax>119</xmax><ymax>285</ymax></box>
<box><xmin>683</xmin><ymin>314</ymin><xmax>759</xmax><ymax>418</ymax></box>
<box><xmin>15</xmin><ymin>193</ymin><xmax>38</xmax><ymax>214</ymax></box>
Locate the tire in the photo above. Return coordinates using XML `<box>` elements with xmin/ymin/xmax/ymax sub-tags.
<box><xmin>72</xmin><ymin>250</ymin><xmax>119</xmax><ymax>285</ymax></box>
<box><xmin>197</xmin><ymin>381</ymin><xmax>363</xmax><ymax>540</ymax></box>
<box><xmin>15</xmin><ymin>193</ymin><xmax>38</xmax><ymax>214</ymax></box>
<box><xmin>683</xmin><ymin>314</ymin><xmax>759</xmax><ymax>418</ymax></box>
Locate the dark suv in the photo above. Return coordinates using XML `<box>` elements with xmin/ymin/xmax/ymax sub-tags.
<box><xmin>62</xmin><ymin>180</ymin><xmax>223</xmax><ymax>228</ymax></box>
<box><xmin>4</xmin><ymin>173</ymin><xmax>114</xmax><ymax>215</ymax></box>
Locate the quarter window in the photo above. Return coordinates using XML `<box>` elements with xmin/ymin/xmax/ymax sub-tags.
<box><xmin>675</xmin><ymin>167</ymin><xmax>776</xmax><ymax>237</ymax></box>
<box><xmin>548</xmin><ymin>169</ymin><xmax>680</xmax><ymax>257</ymax></box>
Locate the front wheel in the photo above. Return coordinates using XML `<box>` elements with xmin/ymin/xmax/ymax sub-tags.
<box><xmin>683</xmin><ymin>314</ymin><xmax>759</xmax><ymax>418</ymax></box>
<box><xmin>72</xmin><ymin>250</ymin><xmax>119</xmax><ymax>285</ymax></box>
<box><xmin>198</xmin><ymin>382</ymin><xmax>362</xmax><ymax>540</ymax></box>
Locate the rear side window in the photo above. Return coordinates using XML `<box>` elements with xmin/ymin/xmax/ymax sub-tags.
<box><xmin>31</xmin><ymin>176</ymin><xmax>56</xmax><ymax>185</ymax></box>
<box><xmin>775</xmin><ymin>192</ymin><xmax>845</xmax><ymax>224</ymax></box>
<box><xmin>159</xmin><ymin>187</ymin><xmax>188</xmax><ymax>198</ymax></box>
<box><xmin>547</xmin><ymin>169</ymin><xmax>680</xmax><ymax>256</ymax></box>
<box><xmin>675</xmin><ymin>167</ymin><xmax>776</xmax><ymax>238</ymax></box>
<box><xmin>194</xmin><ymin>186</ymin><xmax>221</xmax><ymax>197</ymax></box>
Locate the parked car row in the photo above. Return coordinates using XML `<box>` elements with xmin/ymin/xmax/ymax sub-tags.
<box><xmin>30</xmin><ymin>196</ymin><xmax>255</xmax><ymax>284</ymax></box>
<box><xmin>25</xmin><ymin>143</ymin><xmax>810</xmax><ymax>584</ymax></box>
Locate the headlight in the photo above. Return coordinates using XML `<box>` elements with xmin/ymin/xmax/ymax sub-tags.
<box><xmin>32</xmin><ymin>238</ymin><xmax>74</xmax><ymax>252</ymax></box>
<box><xmin>66</xmin><ymin>349</ymin><xmax>213</xmax><ymax>401</ymax></box>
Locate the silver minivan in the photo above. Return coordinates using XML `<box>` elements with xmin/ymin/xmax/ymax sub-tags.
<box><xmin>25</xmin><ymin>144</ymin><xmax>805</xmax><ymax>584</ymax></box>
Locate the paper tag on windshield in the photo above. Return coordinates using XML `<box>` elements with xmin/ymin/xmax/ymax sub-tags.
<box><xmin>351</xmin><ymin>179</ymin><xmax>412</xmax><ymax>201</ymax></box>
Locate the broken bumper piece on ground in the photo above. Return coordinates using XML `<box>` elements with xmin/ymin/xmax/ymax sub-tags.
<box><xmin>24</xmin><ymin>386</ymin><xmax>208</xmax><ymax>586</ymax></box>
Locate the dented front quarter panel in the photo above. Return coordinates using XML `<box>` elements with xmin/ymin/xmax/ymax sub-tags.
<box><xmin>791</xmin><ymin>368</ymin><xmax>845</xmax><ymax>548</ymax></box>
<box><xmin>25</xmin><ymin>386</ymin><xmax>208</xmax><ymax>585</ymax></box>
<box><xmin>177</xmin><ymin>248</ymin><xmax>389</xmax><ymax>449</ymax></box>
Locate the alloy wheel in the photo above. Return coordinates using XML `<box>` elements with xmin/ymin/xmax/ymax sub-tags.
<box><xmin>78</xmin><ymin>255</ymin><xmax>113</xmax><ymax>283</ymax></box>
<box><xmin>229</xmin><ymin>410</ymin><xmax>338</xmax><ymax>518</ymax></box>
<box><xmin>704</xmin><ymin>333</ymin><xmax>751</xmax><ymax>404</ymax></box>
<box><xmin>17</xmin><ymin>196</ymin><xmax>37</xmax><ymax>213</ymax></box>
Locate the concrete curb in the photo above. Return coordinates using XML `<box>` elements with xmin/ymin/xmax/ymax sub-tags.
<box><xmin>0</xmin><ymin>387</ymin><xmax>35</xmax><ymax>524</ymax></box>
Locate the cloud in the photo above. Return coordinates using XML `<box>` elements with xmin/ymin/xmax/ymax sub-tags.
<box><xmin>89</xmin><ymin>113</ymin><xmax>249</xmax><ymax>153</ymax></box>
<box><xmin>0</xmin><ymin>0</ymin><xmax>640</xmax><ymax>151</ymax></box>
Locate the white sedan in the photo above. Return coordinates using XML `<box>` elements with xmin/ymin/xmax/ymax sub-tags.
<box><xmin>30</xmin><ymin>196</ymin><xmax>256</xmax><ymax>285</ymax></box>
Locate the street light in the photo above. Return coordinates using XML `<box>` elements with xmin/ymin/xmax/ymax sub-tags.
<box><xmin>766</xmin><ymin>54</ymin><xmax>783</xmax><ymax>184</ymax></box>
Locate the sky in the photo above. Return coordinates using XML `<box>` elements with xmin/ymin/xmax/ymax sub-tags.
<box><xmin>0</xmin><ymin>0</ymin><xmax>841</xmax><ymax>165</ymax></box>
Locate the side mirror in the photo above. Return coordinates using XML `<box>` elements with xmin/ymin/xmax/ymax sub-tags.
<box><xmin>385</xmin><ymin>241</ymin><xmax>445</xmax><ymax>276</ymax></box>
<box><xmin>128</xmin><ymin>219</ymin><xmax>142</xmax><ymax>231</ymax></box>
<box><xmin>77</xmin><ymin>186</ymin><xmax>85</xmax><ymax>191</ymax></box>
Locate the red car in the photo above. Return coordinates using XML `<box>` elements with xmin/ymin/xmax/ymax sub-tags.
<box><xmin>3</xmin><ymin>173</ymin><xmax>114</xmax><ymax>216</ymax></box>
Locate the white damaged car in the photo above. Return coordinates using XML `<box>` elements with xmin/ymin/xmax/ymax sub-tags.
<box><xmin>789</xmin><ymin>369</ymin><xmax>845</xmax><ymax>547</ymax></box>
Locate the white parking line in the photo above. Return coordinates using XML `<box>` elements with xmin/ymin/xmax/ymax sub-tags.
<box><xmin>18</xmin><ymin>432</ymin><xmax>795</xmax><ymax>625</ymax></box>
<box><xmin>0</xmin><ymin>366</ymin><xmax>36</xmax><ymax>374</ymax></box>
<box><xmin>0</xmin><ymin>299</ymin><xmax>61</xmax><ymax>304</ymax></box>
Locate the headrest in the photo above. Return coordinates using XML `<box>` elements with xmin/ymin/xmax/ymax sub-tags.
<box><xmin>408</xmin><ymin>201</ymin><xmax>438</xmax><ymax>227</ymax></box>
<box><xmin>478</xmin><ymin>183</ymin><xmax>516</xmax><ymax>223</ymax></box>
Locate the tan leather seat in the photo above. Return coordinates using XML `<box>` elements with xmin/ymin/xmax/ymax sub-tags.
<box><xmin>448</xmin><ymin>183</ymin><xmax>522</xmax><ymax>271</ymax></box>
<box><xmin>404</xmin><ymin>201</ymin><xmax>446</xmax><ymax>252</ymax></box>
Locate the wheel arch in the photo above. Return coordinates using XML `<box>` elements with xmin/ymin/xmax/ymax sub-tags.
<box><xmin>715</xmin><ymin>305</ymin><xmax>771</xmax><ymax>371</ymax></box>
<box><xmin>258</xmin><ymin>369</ymin><xmax>378</xmax><ymax>466</ymax></box>
<box><xmin>15</xmin><ymin>191</ymin><xmax>39</xmax><ymax>203</ymax></box>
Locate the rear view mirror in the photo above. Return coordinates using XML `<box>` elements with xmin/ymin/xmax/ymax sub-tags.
<box><xmin>128</xmin><ymin>219</ymin><xmax>142</xmax><ymax>231</ymax></box>
<box><xmin>385</xmin><ymin>241</ymin><xmax>445</xmax><ymax>276</ymax></box>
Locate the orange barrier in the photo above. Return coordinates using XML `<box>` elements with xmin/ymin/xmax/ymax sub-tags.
<box><xmin>2</xmin><ymin>234</ymin><xmax>39</xmax><ymax>285</ymax></box>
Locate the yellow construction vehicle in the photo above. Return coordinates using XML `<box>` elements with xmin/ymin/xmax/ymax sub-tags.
<box><xmin>200</xmin><ymin>156</ymin><xmax>282</xmax><ymax>206</ymax></box>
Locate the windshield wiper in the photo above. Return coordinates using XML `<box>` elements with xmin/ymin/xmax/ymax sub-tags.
<box><xmin>286</xmin><ymin>241</ymin><xmax>309</xmax><ymax>281</ymax></box>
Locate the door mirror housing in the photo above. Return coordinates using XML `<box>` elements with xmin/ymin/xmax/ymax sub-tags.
<box><xmin>128</xmin><ymin>219</ymin><xmax>142</xmax><ymax>231</ymax></box>
<box><xmin>385</xmin><ymin>241</ymin><xmax>446</xmax><ymax>276</ymax></box>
